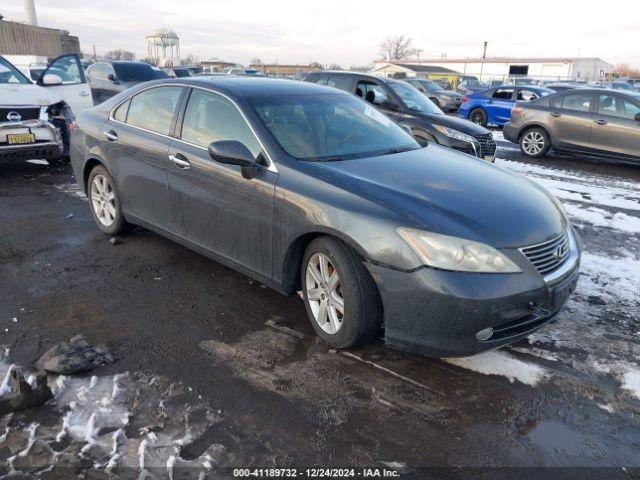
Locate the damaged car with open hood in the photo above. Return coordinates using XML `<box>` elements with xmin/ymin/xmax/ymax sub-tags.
<box><xmin>70</xmin><ymin>77</ymin><xmax>581</xmax><ymax>357</ymax></box>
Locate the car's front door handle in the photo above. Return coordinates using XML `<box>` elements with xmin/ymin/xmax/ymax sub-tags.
<box><xmin>103</xmin><ymin>130</ymin><xmax>118</xmax><ymax>141</ymax></box>
<box><xmin>169</xmin><ymin>153</ymin><xmax>191</xmax><ymax>169</ymax></box>
<box><xmin>550</xmin><ymin>112</ymin><xmax>561</xmax><ymax>118</ymax></box>
<box><xmin>594</xmin><ymin>119</ymin><xmax>607</xmax><ymax>125</ymax></box>
<box><xmin>79</xmin><ymin>91</ymin><xmax>90</xmax><ymax>97</ymax></box>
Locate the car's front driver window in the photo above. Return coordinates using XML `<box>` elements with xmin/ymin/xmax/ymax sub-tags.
<box><xmin>180</xmin><ymin>89</ymin><xmax>263</xmax><ymax>160</ymax></box>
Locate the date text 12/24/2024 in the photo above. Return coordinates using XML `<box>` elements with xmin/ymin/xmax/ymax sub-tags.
<box><xmin>233</xmin><ymin>468</ymin><xmax>401</xmax><ymax>478</ymax></box>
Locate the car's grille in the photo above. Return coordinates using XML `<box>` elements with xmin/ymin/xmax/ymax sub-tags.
<box><xmin>520</xmin><ymin>231</ymin><xmax>570</xmax><ymax>276</ymax></box>
<box><xmin>473</xmin><ymin>133</ymin><xmax>497</xmax><ymax>157</ymax></box>
<box><xmin>0</xmin><ymin>107</ymin><xmax>41</xmax><ymax>122</ymax></box>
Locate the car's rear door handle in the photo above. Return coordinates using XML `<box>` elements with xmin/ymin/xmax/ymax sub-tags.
<box><xmin>550</xmin><ymin>112</ymin><xmax>561</xmax><ymax>118</ymax></box>
<box><xmin>79</xmin><ymin>91</ymin><xmax>90</xmax><ymax>97</ymax></box>
<box><xmin>594</xmin><ymin>119</ymin><xmax>607</xmax><ymax>125</ymax></box>
<box><xmin>169</xmin><ymin>153</ymin><xmax>190</xmax><ymax>169</ymax></box>
<box><xmin>103</xmin><ymin>130</ymin><xmax>118</xmax><ymax>141</ymax></box>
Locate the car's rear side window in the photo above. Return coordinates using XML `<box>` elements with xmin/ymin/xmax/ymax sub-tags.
<box><xmin>126</xmin><ymin>87</ymin><xmax>183</xmax><ymax>135</ymax></box>
<box><xmin>325</xmin><ymin>77</ymin><xmax>353</xmax><ymax>92</ymax></box>
<box><xmin>559</xmin><ymin>92</ymin><xmax>592</xmax><ymax>112</ymax></box>
<box><xmin>113</xmin><ymin>99</ymin><xmax>130</xmax><ymax>123</ymax></box>
<box><xmin>492</xmin><ymin>88</ymin><xmax>514</xmax><ymax>100</ymax></box>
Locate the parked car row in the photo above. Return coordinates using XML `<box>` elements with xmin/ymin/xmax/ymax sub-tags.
<box><xmin>68</xmin><ymin>76</ymin><xmax>581</xmax><ymax>357</ymax></box>
<box><xmin>304</xmin><ymin>71</ymin><xmax>497</xmax><ymax>161</ymax></box>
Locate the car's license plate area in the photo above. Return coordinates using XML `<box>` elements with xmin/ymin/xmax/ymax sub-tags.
<box><xmin>7</xmin><ymin>133</ymin><xmax>36</xmax><ymax>145</ymax></box>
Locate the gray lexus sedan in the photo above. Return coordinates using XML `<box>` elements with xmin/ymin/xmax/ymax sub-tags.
<box><xmin>70</xmin><ymin>77</ymin><xmax>581</xmax><ymax>357</ymax></box>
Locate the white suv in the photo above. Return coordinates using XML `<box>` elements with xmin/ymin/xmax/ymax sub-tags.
<box><xmin>0</xmin><ymin>54</ymin><xmax>93</xmax><ymax>166</ymax></box>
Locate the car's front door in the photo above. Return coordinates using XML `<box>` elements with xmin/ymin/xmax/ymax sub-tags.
<box><xmin>166</xmin><ymin>88</ymin><xmax>278</xmax><ymax>277</ymax></box>
<box><xmin>37</xmin><ymin>54</ymin><xmax>92</xmax><ymax>114</ymax></box>
<box><xmin>589</xmin><ymin>93</ymin><xmax>640</xmax><ymax>159</ymax></box>
<box><xmin>356</xmin><ymin>79</ymin><xmax>403</xmax><ymax>122</ymax></box>
<box><xmin>104</xmin><ymin>85</ymin><xmax>185</xmax><ymax>226</ymax></box>
<box><xmin>546</xmin><ymin>91</ymin><xmax>594</xmax><ymax>150</ymax></box>
<box><xmin>486</xmin><ymin>88</ymin><xmax>515</xmax><ymax>124</ymax></box>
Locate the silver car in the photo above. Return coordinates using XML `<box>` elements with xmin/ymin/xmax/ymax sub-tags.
<box><xmin>504</xmin><ymin>89</ymin><xmax>640</xmax><ymax>161</ymax></box>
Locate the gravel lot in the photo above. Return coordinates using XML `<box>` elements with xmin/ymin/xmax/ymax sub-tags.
<box><xmin>1</xmin><ymin>135</ymin><xmax>639</xmax><ymax>478</ymax></box>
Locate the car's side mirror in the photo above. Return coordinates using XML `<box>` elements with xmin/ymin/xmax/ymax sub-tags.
<box><xmin>41</xmin><ymin>74</ymin><xmax>62</xmax><ymax>86</ymax></box>
<box><xmin>208</xmin><ymin>140</ymin><xmax>258</xmax><ymax>178</ymax></box>
<box><xmin>107</xmin><ymin>73</ymin><xmax>117</xmax><ymax>82</ymax></box>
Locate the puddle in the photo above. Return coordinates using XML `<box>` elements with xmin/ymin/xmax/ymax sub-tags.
<box><xmin>528</xmin><ymin>420</ymin><xmax>585</xmax><ymax>451</ymax></box>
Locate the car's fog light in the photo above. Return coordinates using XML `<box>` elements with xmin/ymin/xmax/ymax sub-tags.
<box><xmin>476</xmin><ymin>327</ymin><xmax>494</xmax><ymax>341</ymax></box>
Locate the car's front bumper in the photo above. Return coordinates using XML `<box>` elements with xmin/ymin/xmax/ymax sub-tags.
<box><xmin>0</xmin><ymin>120</ymin><xmax>64</xmax><ymax>162</ymax></box>
<box><xmin>503</xmin><ymin>123</ymin><xmax>519</xmax><ymax>144</ymax></box>
<box><xmin>365</xmin><ymin>240</ymin><xmax>580</xmax><ymax>358</ymax></box>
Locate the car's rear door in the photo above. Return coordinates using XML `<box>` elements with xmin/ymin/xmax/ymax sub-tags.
<box><xmin>37</xmin><ymin>54</ymin><xmax>92</xmax><ymax>114</ymax></box>
<box><xmin>546</xmin><ymin>91</ymin><xmax>594</xmax><ymax>150</ymax></box>
<box><xmin>105</xmin><ymin>85</ymin><xmax>186</xmax><ymax>226</ymax></box>
<box><xmin>487</xmin><ymin>88</ymin><xmax>515</xmax><ymax>124</ymax></box>
<box><xmin>166</xmin><ymin>87</ymin><xmax>278</xmax><ymax>277</ymax></box>
<box><xmin>589</xmin><ymin>93</ymin><xmax>640</xmax><ymax>159</ymax></box>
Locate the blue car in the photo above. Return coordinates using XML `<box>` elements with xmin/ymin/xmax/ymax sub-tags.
<box><xmin>458</xmin><ymin>85</ymin><xmax>555</xmax><ymax>127</ymax></box>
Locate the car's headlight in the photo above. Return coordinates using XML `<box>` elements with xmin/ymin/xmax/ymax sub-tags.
<box><xmin>396</xmin><ymin>228</ymin><xmax>522</xmax><ymax>273</ymax></box>
<box><xmin>433</xmin><ymin>125</ymin><xmax>476</xmax><ymax>143</ymax></box>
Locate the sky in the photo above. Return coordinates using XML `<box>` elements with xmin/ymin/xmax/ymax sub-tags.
<box><xmin>2</xmin><ymin>0</ymin><xmax>639</xmax><ymax>68</ymax></box>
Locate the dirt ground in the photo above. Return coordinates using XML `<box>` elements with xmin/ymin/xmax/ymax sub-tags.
<box><xmin>1</xmin><ymin>136</ymin><xmax>639</xmax><ymax>479</ymax></box>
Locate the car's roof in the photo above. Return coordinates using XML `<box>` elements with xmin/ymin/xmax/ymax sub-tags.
<box><xmin>150</xmin><ymin>76</ymin><xmax>341</xmax><ymax>97</ymax></box>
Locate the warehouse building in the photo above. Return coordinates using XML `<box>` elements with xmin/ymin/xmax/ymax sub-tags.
<box><xmin>0</xmin><ymin>19</ymin><xmax>80</xmax><ymax>58</ymax></box>
<box><xmin>375</xmin><ymin>57</ymin><xmax>615</xmax><ymax>83</ymax></box>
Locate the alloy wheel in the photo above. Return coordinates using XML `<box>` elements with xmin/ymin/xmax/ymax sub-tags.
<box><xmin>522</xmin><ymin>131</ymin><xmax>546</xmax><ymax>156</ymax></box>
<box><xmin>90</xmin><ymin>174</ymin><xmax>117</xmax><ymax>227</ymax></box>
<box><xmin>470</xmin><ymin>110</ymin><xmax>486</xmax><ymax>125</ymax></box>
<box><xmin>305</xmin><ymin>253</ymin><xmax>345</xmax><ymax>335</ymax></box>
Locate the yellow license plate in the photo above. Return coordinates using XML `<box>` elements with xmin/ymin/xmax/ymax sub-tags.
<box><xmin>7</xmin><ymin>133</ymin><xmax>36</xmax><ymax>145</ymax></box>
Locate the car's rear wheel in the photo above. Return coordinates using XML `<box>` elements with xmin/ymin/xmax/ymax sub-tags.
<box><xmin>301</xmin><ymin>237</ymin><xmax>382</xmax><ymax>348</ymax></box>
<box><xmin>469</xmin><ymin>108</ymin><xmax>487</xmax><ymax>126</ymax></box>
<box><xmin>87</xmin><ymin>165</ymin><xmax>134</xmax><ymax>235</ymax></box>
<box><xmin>520</xmin><ymin>127</ymin><xmax>550</xmax><ymax>158</ymax></box>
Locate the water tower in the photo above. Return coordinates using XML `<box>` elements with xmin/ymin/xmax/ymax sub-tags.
<box><xmin>146</xmin><ymin>29</ymin><xmax>180</xmax><ymax>66</ymax></box>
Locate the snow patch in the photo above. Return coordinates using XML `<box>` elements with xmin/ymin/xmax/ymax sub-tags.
<box><xmin>563</xmin><ymin>204</ymin><xmax>640</xmax><ymax>234</ymax></box>
<box><xmin>444</xmin><ymin>351</ymin><xmax>549</xmax><ymax>386</ymax></box>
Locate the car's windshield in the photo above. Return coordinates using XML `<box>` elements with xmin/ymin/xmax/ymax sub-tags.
<box><xmin>113</xmin><ymin>63</ymin><xmax>163</xmax><ymax>82</ymax></box>
<box><xmin>388</xmin><ymin>82</ymin><xmax>443</xmax><ymax>114</ymax></box>
<box><xmin>249</xmin><ymin>93</ymin><xmax>420</xmax><ymax>161</ymax></box>
<box><xmin>0</xmin><ymin>57</ymin><xmax>32</xmax><ymax>84</ymax></box>
<box><xmin>417</xmin><ymin>79</ymin><xmax>443</xmax><ymax>91</ymax></box>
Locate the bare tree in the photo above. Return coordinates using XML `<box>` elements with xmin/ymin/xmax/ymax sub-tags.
<box><xmin>180</xmin><ymin>54</ymin><xmax>199</xmax><ymax>66</ymax></box>
<box><xmin>379</xmin><ymin>35</ymin><xmax>417</xmax><ymax>61</ymax></box>
<box><xmin>614</xmin><ymin>63</ymin><xmax>640</xmax><ymax>78</ymax></box>
<box><xmin>105</xmin><ymin>49</ymin><xmax>135</xmax><ymax>61</ymax></box>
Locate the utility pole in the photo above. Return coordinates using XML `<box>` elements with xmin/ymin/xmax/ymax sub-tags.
<box><xmin>479</xmin><ymin>41</ymin><xmax>488</xmax><ymax>81</ymax></box>
<box><xmin>93</xmin><ymin>44</ymin><xmax>97</xmax><ymax>61</ymax></box>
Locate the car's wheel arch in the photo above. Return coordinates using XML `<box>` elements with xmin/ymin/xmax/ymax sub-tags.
<box><xmin>281</xmin><ymin>228</ymin><xmax>371</xmax><ymax>295</ymax></box>
<box><xmin>518</xmin><ymin>124</ymin><xmax>552</xmax><ymax>145</ymax></box>
<box><xmin>82</xmin><ymin>157</ymin><xmax>111</xmax><ymax>194</ymax></box>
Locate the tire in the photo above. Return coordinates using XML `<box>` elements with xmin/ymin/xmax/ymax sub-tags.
<box><xmin>519</xmin><ymin>127</ymin><xmax>550</xmax><ymax>158</ymax></box>
<box><xmin>429</xmin><ymin>97</ymin><xmax>440</xmax><ymax>109</ymax></box>
<box><xmin>301</xmin><ymin>236</ymin><xmax>382</xmax><ymax>349</ymax></box>
<box><xmin>469</xmin><ymin>108</ymin><xmax>487</xmax><ymax>127</ymax></box>
<box><xmin>48</xmin><ymin>156</ymin><xmax>70</xmax><ymax>167</ymax></box>
<box><xmin>87</xmin><ymin>165</ymin><xmax>135</xmax><ymax>235</ymax></box>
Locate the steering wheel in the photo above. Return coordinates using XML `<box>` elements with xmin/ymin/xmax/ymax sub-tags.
<box><xmin>336</xmin><ymin>131</ymin><xmax>366</xmax><ymax>149</ymax></box>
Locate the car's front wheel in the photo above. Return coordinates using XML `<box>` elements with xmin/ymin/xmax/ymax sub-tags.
<box><xmin>301</xmin><ymin>237</ymin><xmax>382</xmax><ymax>348</ymax></box>
<box><xmin>520</xmin><ymin>127</ymin><xmax>550</xmax><ymax>158</ymax></box>
<box><xmin>87</xmin><ymin>165</ymin><xmax>134</xmax><ymax>235</ymax></box>
<box><xmin>469</xmin><ymin>108</ymin><xmax>487</xmax><ymax>126</ymax></box>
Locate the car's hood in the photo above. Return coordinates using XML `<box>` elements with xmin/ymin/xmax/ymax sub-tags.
<box><xmin>412</xmin><ymin>111</ymin><xmax>489</xmax><ymax>135</ymax></box>
<box><xmin>315</xmin><ymin>145</ymin><xmax>565</xmax><ymax>248</ymax></box>
<box><xmin>436</xmin><ymin>91</ymin><xmax>463</xmax><ymax>100</ymax></box>
<box><xmin>0</xmin><ymin>83</ymin><xmax>62</xmax><ymax>106</ymax></box>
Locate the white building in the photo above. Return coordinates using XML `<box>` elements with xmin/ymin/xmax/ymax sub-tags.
<box><xmin>375</xmin><ymin>57</ymin><xmax>614</xmax><ymax>83</ymax></box>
